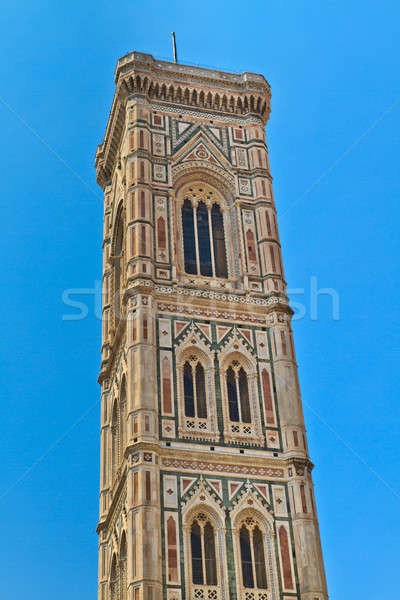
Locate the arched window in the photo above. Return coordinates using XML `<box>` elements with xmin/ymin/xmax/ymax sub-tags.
<box><xmin>181</xmin><ymin>192</ymin><xmax>227</xmax><ymax>278</ymax></box>
<box><xmin>120</xmin><ymin>533</ymin><xmax>127</xmax><ymax>600</ymax></box>
<box><xmin>111</xmin><ymin>400</ymin><xmax>119</xmax><ymax>481</ymax></box>
<box><xmin>110</xmin><ymin>554</ymin><xmax>119</xmax><ymax>600</ymax></box>
<box><xmin>183</xmin><ymin>358</ymin><xmax>207</xmax><ymax>419</ymax></box>
<box><xmin>239</xmin><ymin>518</ymin><xmax>268</xmax><ymax>590</ymax></box>
<box><xmin>120</xmin><ymin>377</ymin><xmax>126</xmax><ymax>458</ymax></box>
<box><xmin>190</xmin><ymin>514</ymin><xmax>217</xmax><ymax>586</ymax></box>
<box><xmin>114</xmin><ymin>210</ymin><xmax>124</xmax><ymax>325</ymax></box>
<box><xmin>226</xmin><ymin>364</ymin><xmax>251</xmax><ymax>423</ymax></box>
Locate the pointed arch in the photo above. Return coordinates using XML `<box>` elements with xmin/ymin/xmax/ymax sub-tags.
<box><xmin>110</xmin><ymin>553</ymin><xmax>119</xmax><ymax>600</ymax></box>
<box><xmin>120</xmin><ymin>375</ymin><xmax>127</xmax><ymax>458</ymax></box>
<box><xmin>231</xmin><ymin>508</ymin><xmax>279</xmax><ymax>599</ymax></box>
<box><xmin>120</xmin><ymin>531</ymin><xmax>127</xmax><ymax>600</ymax></box>
<box><xmin>113</xmin><ymin>203</ymin><xmax>124</xmax><ymax>326</ymax></box>
<box><xmin>111</xmin><ymin>398</ymin><xmax>119</xmax><ymax>480</ymax></box>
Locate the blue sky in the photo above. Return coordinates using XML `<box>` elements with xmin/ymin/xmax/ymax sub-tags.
<box><xmin>0</xmin><ymin>1</ymin><xmax>399</xmax><ymax>598</ymax></box>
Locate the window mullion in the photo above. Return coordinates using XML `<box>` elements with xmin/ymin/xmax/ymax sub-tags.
<box><xmin>235</xmin><ymin>373</ymin><xmax>242</xmax><ymax>422</ymax></box>
<box><xmin>192</xmin><ymin>364</ymin><xmax>198</xmax><ymax>418</ymax></box>
<box><xmin>200</xmin><ymin>525</ymin><xmax>206</xmax><ymax>585</ymax></box>
<box><xmin>207</xmin><ymin>207</ymin><xmax>216</xmax><ymax>278</ymax></box>
<box><xmin>192</xmin><ymin>203</ymin><xmax>201</xmax><ymax>275</ymax></box>
<box><xmin>249</xmin><ymin>529</ymin><xmax>257</xmax><ymax>590</ymax></box>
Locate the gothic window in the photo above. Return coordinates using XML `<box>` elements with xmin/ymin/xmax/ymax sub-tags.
<box><xmin>111</xmin><ymin>400</ymin><xmax>119</xmax><ymax>481</ymax></box>
<box><xmin>178</xmin><ymin>349</ymin><xmax>218</xmax><ymax>442</ymax></box>
<box><xmin>120</xmin><ymin>377</ymin><xmax>127</xmax><ymax>458</ymax></box>
<box><xmin>110</xmin><ymin>554</ymin><xmax>119</xmax><ymax>600</ymax></box>
<box><xmin>181</xmin><ymin>195</ymin><xmax>227</xmax><ymax>278</ymax></box>
<box><xmin>120</xmin><ymin>533</ymin><xmax>127</xmax><ymax>600</ymax></box>
<box><xmin>114</xmin><ymin>208</ymin><xmax>124</xmax><ymax>325</ymax></box>
<box><xmin>238</xmin><ymin>517</ymin><xmax>268</xmax><ymax>591</ymax></box>
<box><xmin>226</xmin><ymin>365</ymin><xmax>251</xmax><ymax>423</ymax></box>
<box><xmin>183</xmin><ymin>358</ymin><xmax>207</xmax><ymax>419</ymax></box>
<box><xmin>190</xmin><ymin>514</ymin><xmax>217</xmax><ymax>586</ymax></box>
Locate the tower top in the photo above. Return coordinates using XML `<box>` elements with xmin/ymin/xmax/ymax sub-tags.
<box><xmin>96</xmin><ymin>51</ymin><xmax>271</xmax><ymax>187</ymax></box>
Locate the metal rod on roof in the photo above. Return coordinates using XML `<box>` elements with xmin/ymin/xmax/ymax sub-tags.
<box><xmin>171</xmin><ymin>31</ymin><xmax>178</xmax><ymax>64</ymax></box>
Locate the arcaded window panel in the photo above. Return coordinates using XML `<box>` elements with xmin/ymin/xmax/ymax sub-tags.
<box><xmin>240</xmin><ymin>525</ymin><xmax>254</xmax><ymax>588</ymax></box>
<box><xmin>114</xmin><ymin>213</ymin><xmax>123</xmax><ymax>324</ymax></box>
<box><xmin>195</xmin><ymin>362</ymin><xmax>207</xmax><ymax>418</ymax></box>
<box><xmin>227</xmin><ymin>366</ymin><xmax>239</xmax><ymax>422</ymax></box>
<box><xmin>111</xmin><ymin>402</ymin><xmax>119</xmax><ymax>479</ymax></box>
<box><xmin>182</xmin><ymin>199</ymin><xmax>197</xmax><ymax>274</ymax></box>
<box><xmin>191</xmin><ymin>522</ymin><xmax>204</xmax><ymax>584</ymax></box>
<box><xmin>239</xmin><ymin>368</ymin><xmax>251</xmax><ymax>423</ymax></box>
<box><xmin>183</xmin><ymin>362</ymin><xmax>195</xmax><ymax>417</ymax></box>
<box><xmin>120</xmin><ymin>377</ymin><xmax>126</xmax><ymax>454</ymax></box>
<box><xmin>204</xmin><ymin>522</ymin><xmax>217</xmax><ymax>585</ymax></box>
<box><xmin>211</xmin><ymin>203</ymin><xmax>228</xmax><ymax>278</ymax></box>
<box><xmin>197</xmin><ymin>201</ymin><xmax>212</xmax><ymax>276</ymax></box>
<box><xmin>253</xmin><ymin>526</ymin><xmax>268</xmax><ymax>589</ymax></box>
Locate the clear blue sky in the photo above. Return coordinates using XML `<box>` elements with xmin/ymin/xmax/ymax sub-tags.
<box><xmin>0</xmin><ymin>1</ymin><xmax>399</xmax><ymax>598</ymax></box>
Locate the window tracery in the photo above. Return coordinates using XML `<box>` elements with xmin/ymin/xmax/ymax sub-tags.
<box><xmin>233</xmin><ymin>511</ymin><xmax>278</xmax><ymax>600</ymax></box>
<box><xmin>177</xmin><ymin>345</ymin><xmax>218</xmax><ymax>442</ymax></box>
<box><xmin>113</xmin><ymin>206</ymin><xmax>124</xmax><ymax>327</ymax></box>
<box><xmin>220</xmin><ymin>352</ymin><xmax>263</xmax><ymax>445</ymax></box>
<box><xmin>185</xmin><ymin>511</ymin><xmax>222</xmax><ymax>600</ymax></box>
<box><xmin>180</xmin><ymin>184</ymin><xmax>228</xmax><ymax>279</ymax></box>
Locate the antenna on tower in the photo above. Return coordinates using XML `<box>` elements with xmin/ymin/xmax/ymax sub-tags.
<box><xmin>171</xmin><ymin>31</ymin><xmax>178</xmax><ymax>64</ymax></box>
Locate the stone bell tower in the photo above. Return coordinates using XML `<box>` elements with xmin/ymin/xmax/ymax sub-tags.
<box><xmin>95</xmin><ymin>51</ymin><xmax>329</xmax><ymax>600</ymax></box>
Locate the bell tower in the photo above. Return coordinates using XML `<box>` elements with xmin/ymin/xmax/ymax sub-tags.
<box><xmin>95</xmin><ymin>51</ymin><xmax>329</xmax><ymax>600</ymax></box>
